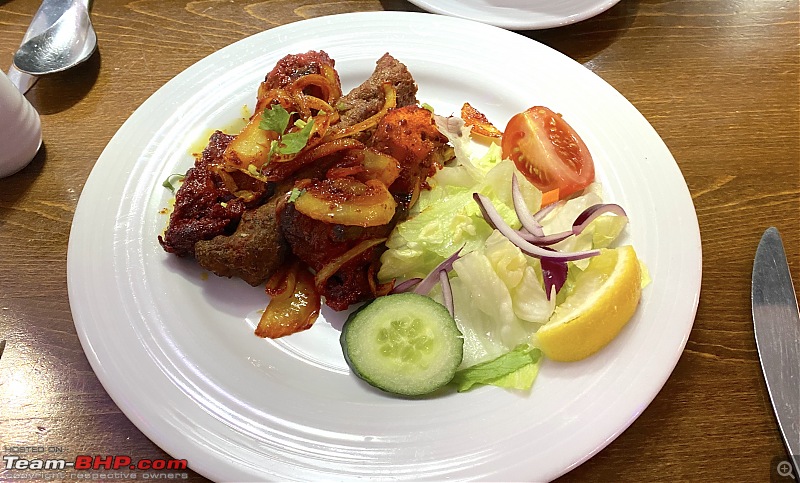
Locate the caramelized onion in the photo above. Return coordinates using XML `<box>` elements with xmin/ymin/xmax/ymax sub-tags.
<box><xmin>461</xmin><ymin>102</ymin><xmax>503</xmax><ymax>140</ymax></box>
<box><xmin>361</xmin><ymin>149</ymin><xmax>401</xmax><ymax>186</ymax></box>
<box><xmin>313</xmin><ymin>238</ymin><xmax>387</xmax><ymax>293</ymax></box>
<box><xmin>289</xmin><ymin>73</ymin><xmax>337</xmax><ymax>104</ymax></box>
<box><xmin>261</xmin><ymin>138</ymin><xmax>365</xmax><ymax>182</ymax></box>
<box><xmin>255</xmin><ymin>262</ymin><xmax>321</xmax><ymax>339</ymax></box>
<box><xmin>368</xmin><ymin>261</ymin><xmax>394</xmax><ymax>297</ymax></box>
<box><xmin>264</xmin><ymin>262</ymin><xmax>298</xmax><ymax>299</ymax></box>
<box><xmin>294</xmin><ymin>178</ymin><xmax>397</xmax><ymax>227</ymax></box>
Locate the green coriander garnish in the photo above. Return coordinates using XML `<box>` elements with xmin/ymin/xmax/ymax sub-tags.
<box><xmin>287</xmin><ymin>187</ymin><xmax>304</xmax><ymax>203</ymax></box>
<box><xmin>162</xmin><ymin>173</ymin><xmax>186</xmax><ymax>193</ymax></box>
<box><xmin>259</xmin><ymin>104</ymin><xmax>315</xmax><ymax>163</ymax></box>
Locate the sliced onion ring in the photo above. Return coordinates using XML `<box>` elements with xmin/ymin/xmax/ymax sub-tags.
<box><xmin>313</xmin><ymin>238</ymin><xmax>387</xmax><ymax>292</ymax></box>
<box><xmin>439</xmin><ymin>270</ymin><xmax>454</xmax><ymax>317</ymax></box>
<box><xmin>540</xmin><ymin>253</ymin><xmax>568</xmax><ymax>301</ymax></box>
<box><xmin>390</xmin><ymin>277</ymin><xmax>422</xmax><ymax>294</ymax></box>
<box><xmin>473</xmin><ymin>193</ymin><xmax>600</xmax><ymax>262</ymax></box>
<box><xmin>573</xmin><ymin>203</ymin><xmax>627</xmax><ymax>232</ymax></box>
<box><xmin>534</xmin><ymin>198</ymin><xmax>565</xmax><ymax>222</ymax></box>
<box><xmin>391</xmin><ymin>247</ymin><xmax>462</xmax><ymax>317</ymax></box>
<box><xmin>511</xmin><ymin>172</ymin><xmax>545</xmax><ymax>237</ymax></box>
<box><xmin>518</xmin><ymin>203</ymin><xmax>628</xmax><ymax>246</ymax></box>
<box><xmin>413</xmin><ymin>247</ymin><xmax>464</xmax><ymax>295</ymax></box>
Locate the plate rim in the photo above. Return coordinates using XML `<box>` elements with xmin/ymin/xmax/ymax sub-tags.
<box><xmin>407</xmin><ymin>0</ymin><xmax>623</xmax><ymax>30</ymax></box>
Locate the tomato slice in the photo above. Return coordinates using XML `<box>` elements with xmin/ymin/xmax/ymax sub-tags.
<box><xmin>501</xmin><ymin>106</ymin><xmax>594</xmax><ymax>200</ymax></box>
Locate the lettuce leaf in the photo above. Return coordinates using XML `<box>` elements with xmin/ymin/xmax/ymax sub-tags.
<box><xmin>378</xmin><ymin>155</ymin><xmax>540</xmax><ymax>282</ymax></box>
<box><xmin>446</xmin><ymin>231</ymin><xmax>553</xmax><ymax>368</ymax></box>
<box><xmin>452</xmin><ymin>344</ymin><xmax>542</xmax><ymax>392</ymax></box>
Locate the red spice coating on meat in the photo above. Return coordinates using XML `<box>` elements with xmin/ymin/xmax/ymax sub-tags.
<box><xmin>263</xmin><ymin>50</ymin><xmax>338</xmax><ymax>91</ymax></box>
<box><xmin>371</xmin><ymin>105</ymin><xmax>450</xmax><ymax>206</ymax></box>
<box><xmin>159</xmin><ymin>132</ymin><xmax>244</xmax><ymax>257</ymax></box>
<box><xmin>279</xmin><ymin>203</ymin><xmax>392</xmax><ymax>310</ymax></box>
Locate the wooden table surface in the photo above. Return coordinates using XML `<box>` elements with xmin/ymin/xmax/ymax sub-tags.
<box><xmin>1</xmin><ymin>0</ymin><xmax>798</xmax><ymax>481</ymax></box>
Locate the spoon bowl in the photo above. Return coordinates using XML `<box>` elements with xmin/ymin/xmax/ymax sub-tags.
<box><xmin>13</xmin><ymin>0</ymin><xmax>97</xmax><ymax>76</ymax></box>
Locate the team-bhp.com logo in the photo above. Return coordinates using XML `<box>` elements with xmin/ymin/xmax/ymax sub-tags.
<box><xmin>4</xmin><ymin>455</ymin><xmax>187</xmax><ymax>471</ymax></box>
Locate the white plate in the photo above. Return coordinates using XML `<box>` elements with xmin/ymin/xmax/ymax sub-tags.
<box><xmin>68</xmin><ymin>11</ymin><xmax>701</xmax><ymax>482</ymax></box>
<box><xmin>408</xmin><ymin>0</ymin><xmax>622</xmax><ymax>30</ymax></box>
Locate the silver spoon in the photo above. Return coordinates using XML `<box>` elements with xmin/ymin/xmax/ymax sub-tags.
<box><xmin>12</xmin><ymin>0</ymin><xmax>97</xmax><ymax>76</ymax></box>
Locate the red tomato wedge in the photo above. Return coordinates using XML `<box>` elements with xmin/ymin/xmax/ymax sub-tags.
<box><xmin>501</xmin><ymin>106</ymin><xmax>595</xmax><ymax>201</ymax></box>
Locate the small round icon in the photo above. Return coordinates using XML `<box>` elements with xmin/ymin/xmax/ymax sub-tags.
<box><xmin>777</xmin><ymin>460</ymin><xmax>796</xmax><ymax>479</ymax></box>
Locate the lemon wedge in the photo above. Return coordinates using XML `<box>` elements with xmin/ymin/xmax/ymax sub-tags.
<box><xmin>535</xmin><ymin>245</ymin><xmax>643</xmax><ymax>362</ymax></box>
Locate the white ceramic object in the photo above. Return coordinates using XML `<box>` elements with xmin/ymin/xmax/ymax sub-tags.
<box><xmin>0</xmin><ymin>71</ymin><xmax>42</xmax><ymax>177</ymax></box>
<box><xmin>408</xmin><ymin>0</ymin><xmax>622</xmax><ymax>30</ymax></box>
<box><xmin>67</xmin><ymin>12</ymin><xmax>701</xmax><ymax>482</ymax></box>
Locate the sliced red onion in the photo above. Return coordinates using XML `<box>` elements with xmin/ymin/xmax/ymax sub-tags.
<box><xmin>390</xmin><ymin>277</ymin><xmax>422</xmax><ymax>294</ymax></box>
<box><xmin>414</xmin><ymin>247</ymin><xmax>464</xmax><ymax>295</ymax></box>
<box><xmin>475</xmin><ymin>197</ymin><xmax>497</xmax><ymax>230</ymax></box>
<box><xmin>533</xmin><ymin>198</ymin><xmax>564</xmax><ymax>222</ymax></box>
<box><xmin>473</xmin><ymin>193</ymin><xmax>600</xmax><ymax>262</ymax></box>
<box><xmin>540</xmin><ymin>251</ymin><xmax>568</xmax><ymax>301</ymax></box>
<box><xmin>572</xmin><ymin>203</ymin><xmax>627</xmax><ymax>233</ymax></box>
<box><xmin>517</xmin><ymin>203</ymin><xmax>628</xmax><ymax>246</ymax></box>
<box><xmin>518</xmin><ymin>229</ymin><xmax>573</xmax><ymax>246</ymax></box>
<box><xmin>511</xmin><ymin>173</ymin><xmax>545</xmax><ymax>237</ymax></box>
<box><xmin>439</xmin><ymin>270</ymin><xmax>454</xmax><ymax>317</ymax></box>
<box><xmin>391</xmin><ymin>248</ymin><xmax>461</xmax><ymax>314</ymax></box>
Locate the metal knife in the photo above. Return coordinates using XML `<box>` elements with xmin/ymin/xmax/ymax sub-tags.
<box><xmin>752</xmin><ymin>226</ymin><xmax>800</xmax><ymax>475</ymax></box>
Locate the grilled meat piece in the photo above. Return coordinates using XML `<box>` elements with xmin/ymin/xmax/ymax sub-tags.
<box><xmin>371</xmin><ymin>105</ymin><xmax>451</xmax><ymax>207</ymax></box>
<box><xmin>279</xmin><ymin>202</ymin><xmax>392</xmax><ymax>310</ymax></box>
<box><xmin>159</xmin><ymin>131</ymin><xmax>244</xmax><ymax>258</ymax></box>
<box><xmin>336</xmin><ymin>53</ymin><xmax>418</xmax><ymax>131</ymax></box>
<box><xmin>261</xmin><ymin>50</ymin><xmax>340</xmax><ymax>92</ymax></box>
<box><xmin>195</xmin><ymin>196</ymin><xmax>288</xmax><ymax>286</ymax></box>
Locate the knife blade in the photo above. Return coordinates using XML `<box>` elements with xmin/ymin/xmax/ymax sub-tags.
<box><xmin>752</xmin><ymin>226</ymin><xmax>800</xmax><ymax>474</ymax></box>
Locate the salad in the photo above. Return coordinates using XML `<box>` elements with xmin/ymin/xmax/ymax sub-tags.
<box><xmin>360</xmin><ymin>109</ymin><xmax>647</xmax><ymax>396</ymax></box>
<box><xmin>158</xmin><ymin>51</ymin><xmax>648</xmax><ymax>398</ymax></box>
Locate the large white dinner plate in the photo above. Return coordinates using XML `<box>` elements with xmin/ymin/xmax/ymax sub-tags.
<box><xmin>408</xmin><ymin>0</ymin><xmax>622</xmax><ymax>30</ymax></box>
<box><xmin>68</xmin><ymin>11</ymin><xmax>701</xmax><ymax>482</ymax></box>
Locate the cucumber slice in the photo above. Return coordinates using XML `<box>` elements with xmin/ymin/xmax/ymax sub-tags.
<box><xmin>341</xmin><ymin>293</ymin><xmax>464</xmax><ymax>396</ymax></box>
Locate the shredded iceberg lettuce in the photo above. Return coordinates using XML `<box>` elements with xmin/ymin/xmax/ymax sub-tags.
<box><xmin>378</xmin><ymin>148</ymin><xmax>541</xmax><ymax>281</ymax></box>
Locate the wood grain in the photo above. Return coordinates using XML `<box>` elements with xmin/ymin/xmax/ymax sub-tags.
<box><xmin>1</xmin><ymin>0</ymin><xmax>797</xmax><ymax>481</ymax></box>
